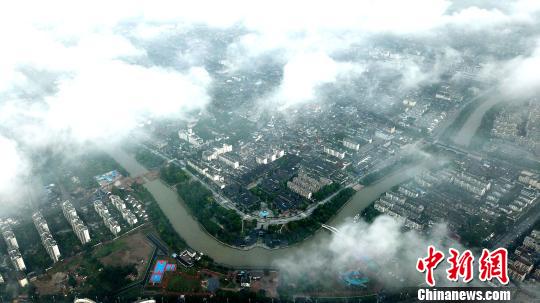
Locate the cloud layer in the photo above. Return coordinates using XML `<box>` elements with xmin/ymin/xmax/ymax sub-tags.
<box><xmin>0</xmin><ymin>136</ymin><xmax>30</xmax><ymax>201</ymax></box>
<box><xmin>1</xmin><ymin>0</ymin><xmax>540</xmax><ymax>204</ymax></box>
<box><xmin>499</xmin><ymin>40</ymin><xmax>540</xmax><ymax>99</ymax></box>
<box><xmin>275</xmin><ymin>216</ymin><xmax>473</xmax><ymax>290</ymax></box>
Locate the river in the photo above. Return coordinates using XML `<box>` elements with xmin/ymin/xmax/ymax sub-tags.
<box><xmin>110</xmin><ymin>148</ymin><xmax>427</xmax><ymax>267</ymax></box>
<box><xmin>453</xmin><ymin>97</ymin><xmax>500</xmax><ymax>147</ymax></box>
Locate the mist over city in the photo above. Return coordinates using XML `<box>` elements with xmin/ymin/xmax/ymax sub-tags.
<box><xmin>0</xmin><ymin>1</ymin><xmax>539</xmax><ymax>302</ymax></box>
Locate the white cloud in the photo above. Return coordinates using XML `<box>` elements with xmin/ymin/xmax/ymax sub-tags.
<box><xmin>0</xmin><ymin>0</ymin><xmax>215</xmax><ymax>200</ymax></box>
<box><xmin>0</xmin><ymin>136</ymin><xmax>30</xmax><ymax>201</ymax></box>
<box><xmin>275</xmin><ymin>216</ymin><xmax>467</xmax><ymax>288</ymax></box>
<box><xmin>219</xmin><ymin>0</ymin><xmax>540</xmax><ymax>68</ymax></box>
<box><xmin>260</xmin><ymin>53</ymin><xmax>365</xmax><ymax>109</ymax></box>
<box><xmin>43</xmin><ymin>63</ymin><xmax>210</xmax><ymax>143</ymax></box>
<box><xmin>1</xmin><ymin>0</ymin><xmax>540</xmax><ymax>202</ymax></box>
<box><xmin>446</xmin><ymin>6</ymin><xmax>508</xmax><ymax>25</ymax></box>
<box><xmin>0</xmin><ymin>2</ymin><xmax>213</xmax><ymax>147</ymax></box>
<box><xmin>499</xmin><ymin>41</ymin><xmax>540</xmax><ymax>99</ymax></box>
<box><xmin>275</xmin><ymin>53</ymin><xmax>340</xmax><ymax>107</ymax></box>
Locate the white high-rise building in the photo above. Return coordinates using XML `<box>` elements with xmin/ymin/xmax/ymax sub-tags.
<box><xmin>94</xmin><ymin>201</ymin><xmax>122</xmax><ymax>236</ymax></box>
<box><xmin>9</xmin><ymin>249</ymin><xmax>26</xmax><ymax>271</ymax></box>
<box><xmin>72</xmin><ymin>220</ymin><xmax>91</xmax><ymax>244</ymax></box>
<box><xmin>178</xmin><ymin>129</ymin><xmax>203</xmax><ymax>147</ymax></box>
<box><xmin>32</xmin><ymin>212</ymin><xmax>61</xmax><ymax>263</ymax></box>
<box><xmin>62</xmin><ymin>201</ymin><xmax>91</xmax><ymax>244</ymax></box>
<box><xmin>4</xmin><ymin>231</ymin><xmax>19</xmax><ymax>249</ymax></box>
<box><xmin>121</xmin><ymin>208</ymin><xmax>138</xmax><ymax>226</ymax></box>
<box><xmin>202</xmin><ymin>143</ymin><xmax>233</xmax><ymax>161</ymax></box>
<box><xmin>256</xmin><ymin>149</ymin><xmax>285</xmax><ymax>165</ymax></box>
<box><xmin>323</xmin><ymin>146</ymin><xmax>346</xmax><ymax>159</ymax></box>
<box><xmin>109</xmin><ymin>195</ymin><xmax>126</xmax><ymax>210</ymax></box>
<box><xmin>343</xmin><ymin>138</ymin><xmax>360</xmax><ymax>151</ymax></box>
<box><xmin>218</xmin><ymin>154</ymin><xmax>240</xmax><ymax>169</ymax></box>
<box><xmin>1</xmin><ymin>222</ymin><xmax>27</xmax><ymax>271</ymax></box>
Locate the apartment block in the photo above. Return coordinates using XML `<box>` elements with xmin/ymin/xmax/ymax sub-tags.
<box><xmin>32</xmin><ymin>212</ymin><xmax>61</xmax><ymax>263</ymax></box>
<box><xmin>93</xmin><ymin>200</ymin><xmax>121</xmax><ymax>236</ymax></box>
<box><xmin>62</xmin><ymin>201</ymin><xmax>91</xmax><ymax>244</ymax></box>
<box><xmin>1</xmin><ymin>222</ymin><xmax>26</xmax><ymax>271</ymax></box>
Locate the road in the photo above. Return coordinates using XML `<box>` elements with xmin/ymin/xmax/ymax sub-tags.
<box><xmin>259</xmin><ymin>184</ymin><xmax>354</xmax><ymax>226</ymax></box>
<box><xmin>138</xmin><ymin>144</ymin><xmax>253</xmax><ymax>218</ymax></box>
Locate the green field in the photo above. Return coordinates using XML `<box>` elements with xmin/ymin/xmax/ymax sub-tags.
<box><xmin>166</xmin><ymin>275</ymin><xmax>203</xmax><ymax>292</ymax></box>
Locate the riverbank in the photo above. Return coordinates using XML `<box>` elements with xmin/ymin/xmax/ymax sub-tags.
<box><xmin>108</xmin><ymin>147</ymin><xmax>426</xmax><ymax>267</ymax></box>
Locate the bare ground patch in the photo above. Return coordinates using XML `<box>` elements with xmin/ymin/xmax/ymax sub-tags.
<box><xmin>98</xmin><ymin>232</ymin><xmax>154</xmax><ymax>278</ymax></box>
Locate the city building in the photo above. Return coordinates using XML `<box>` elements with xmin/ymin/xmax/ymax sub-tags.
<box><xmin>1</xmin><ymin>221</ymin><xmax>27</xmax><ymax>272</ymax></box>
<box><xmin>3</xmin><ymin>230</ymin><xmax>18</xmax><ymax>249</ymax></box>
<box><xmin>187</xmin><ymin>160</ymin><xmax>226</xmax><ymax>189</ymax></box>
<box><xmin>374</xmin><ymin>191</ymin><xmax>425</xmax><ymax>230</ymax></box>
<box><xmin>178</xmin><ymin>128</ymin><xmax>203</xmax><ymax>147</ymax></box>
<box><xmin>202</xmin><ymin>143</ymin><xmax>233</xmax><ymax>161</ymax></box>
<box><xmin>343</xmin><ymin>138</ymin><xmax>361</xmax><ymax>151</ymax></box>
<box><xmin>93</xmin><ymin>200</ymin><xmax>121</xmax><ymax>236</ymax></box>
<box><xmin>519</xmin><ymin>171</ymin><xmax>540</xmax><ymax>190</ymax></box>
<box><xmin>62</xmin><ymin>201</ymin><xmax>91</xmax><ymax>244</ymax></box>
<box><xmin>448</xmin><ymin>170</ymin><xmax>491</xmax><ymax>196</ymax></box>
<box><xmin>108</xmin><ymin>195</ymin><xmax>138</xmax><ymax>226</ymax></box>
<box><xmin>32</xmin><ymin>212</ymin><xmax>61</xmax><ymax>263</ymax></box>
<box><xmin>287</xmin><ymin>181</ymin><xmax>312</xmax><ymax>199</ymax></box>
<box><xmin>109</xmin><ymin>195</ymin><xmax>126</xmax><ymax>210</ymax></box>
<box><xmin>287</xmin><ymin>170</ymin><xmax>332</xmax><ymax>200</ymax></box>
<box><xmin>256</xmin><ymin>149</ymin><xmax>285</xmax><ymax>164</ymax></box>
<box><xmin>9</xmin><ymin>249</ymin><xmax>26</xmax><ymax>271</ymax></box>
<box><xmin>218</xmin><ymin>153</ymin><xmax>241</xmax><ymax>169</ymax></box>
<box><xmin>509</xmin><ymin>229</ymin><xmax>540</xmax><ymax>282</ymax></box>
<box><xmin>323</xmin><ymin>146</ymin><xmax>346</xmax><ymax>159</ymax></box>
<box><xmin>18</xmin><ymin>276</ymin><xmax>29</xmax><ymax>287</ymax></box>
<box><xmin>120</xmin><ymin>208</ymin><xmax>138</xmax><ymax>226</ymax></box>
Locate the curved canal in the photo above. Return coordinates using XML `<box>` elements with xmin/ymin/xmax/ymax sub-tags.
<box><xmin>453</xmin><ymin>96</ymin><xmax>501</xmax><ymax>147</ymax></box>
<box><xmin>110</xmin><ymin>148</ymin><xmax>427</xmax><ymax>267</ymax></box>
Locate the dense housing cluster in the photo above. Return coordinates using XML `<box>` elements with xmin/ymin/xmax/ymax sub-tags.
<box><xmin>508</xmin><ymin>229</ymin><xmax>540</xmax><ymax>282</ymax></box>
<box><xmin>94</xmin><ymin>200</ymin><xmax>122</xmax><ymax>236</ymax></box>
<box><xmin>490</xmin><ymin>100</ymin><xmax>540</xmax><ymax>156</ymax></box>
<box><xmin>287</xmin><ymin>170</ymin><xmax>332</xmax><ymax>200</ymax></box>
<box><xmin>374</xmin><ymin>154</ymin><xmax>540</xmax><ymax>247</ymax></box>
<box><xmin>109</xmin><ymin>195</ymin><xmax>138</xmax><ymax>226</ymax></box>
